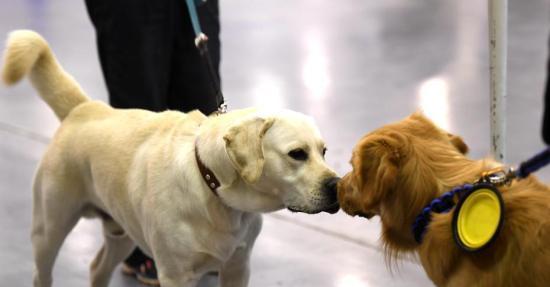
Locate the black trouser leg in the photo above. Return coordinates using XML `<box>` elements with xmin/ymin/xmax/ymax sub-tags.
<box><xmin>543</xmin><ymin>37</ymin><xmax>550</xmax><ymax>144</ymax></box>
<box><xmin>85</xmin><ymin>0</ymin><xmax>175</xmax><ymax>111</ymax></box>
<box><xmin>124</xmin><ymin>247</ymin><xmax>152</xmax><ymax>267</ymax></box>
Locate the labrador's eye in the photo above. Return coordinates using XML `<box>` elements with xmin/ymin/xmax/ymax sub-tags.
<box><xmin>288</xmin><ymin>149</ymin><xmax>308</xmax><ymax>161</ymax></box>
<box><xmin>322</xmin><ymin>147</ymin><xmax>327</xmax><ymax>157</ymax></box>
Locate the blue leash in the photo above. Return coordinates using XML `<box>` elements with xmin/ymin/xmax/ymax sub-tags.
<box><xmin>515</xmin><ymin>147</ymin><xmax>550</xmax><ymax>179</ymax></box>
<box><xmin>412</xmin><ymin>146</ymin><xmax>550</xmax><ymax>244</ymax></box>
<box><xmin>185</xmin><ymin>0</ymin><xmax>204</xmax><ymax>37</ymax></box>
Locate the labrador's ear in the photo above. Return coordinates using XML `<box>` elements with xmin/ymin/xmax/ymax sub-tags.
<box><xmin>223</xmin><ymin>117</ymin><xmax>275</xmax><ymax>184</ymax></box>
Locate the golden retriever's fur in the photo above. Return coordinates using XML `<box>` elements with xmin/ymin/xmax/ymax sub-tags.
<box><xmin>338</xmin><ymin>112</ymin><xmax>550</xmax><ymax>287</ymax></box>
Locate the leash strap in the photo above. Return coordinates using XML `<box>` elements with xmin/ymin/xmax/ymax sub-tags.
<box><xmin>516</xmin><ymin>147</ymin><xmax>550</xmax><ymax>179</ymax></box>
<box><xmin>184</xmin><ymin>0</ymin><xmax>226</xmax><ymax>114</ymax></box>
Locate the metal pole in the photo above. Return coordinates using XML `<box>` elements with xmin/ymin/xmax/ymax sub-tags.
<box><xmin>489</xmin><ymin>0</ymin><xmax>508</xmax><ymax>162</ymax></box>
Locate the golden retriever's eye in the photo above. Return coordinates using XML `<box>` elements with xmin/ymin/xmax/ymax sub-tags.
<box><xmin>288</xmin><ymin>149</ymin><xmax>308</xmax><ymax>161</ymax></box>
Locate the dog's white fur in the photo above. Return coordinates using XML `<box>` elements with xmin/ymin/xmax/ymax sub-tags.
<box><xmin>2</xmin><ymin>30</ymin><xmax>338</xmax><ymax>287</ymax></box>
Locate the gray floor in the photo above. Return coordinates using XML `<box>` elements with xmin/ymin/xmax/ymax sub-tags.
<box><xmin>1</xmin><ymin>0</ymin><xmax>549</xmax><ymax>286</ymax></box>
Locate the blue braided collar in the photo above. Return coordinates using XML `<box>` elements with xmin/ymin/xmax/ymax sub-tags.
<box><xmin>411</xmin><ymin>184</ymin><xmax>474</xmax><ymax>244</ymax></box>
<box><xmin>411</xmin><ymin>147</ymin><xmax>550</xmax><ymax>244</ymax></box>
<box><xmin>412</xmin><ymin>147</ymin><xmax>550</xmax><ymax>244</ymax></box>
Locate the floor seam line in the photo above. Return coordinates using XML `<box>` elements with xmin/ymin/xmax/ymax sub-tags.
<box><xmin>0</xmin><ymin>121</ymin><xmax>51</xmax><ymax>144</ymax></box>
<box><xmin>266</xmin><ymin>213</ymin><xmax>419</xmax><ymax>265</ymax></box>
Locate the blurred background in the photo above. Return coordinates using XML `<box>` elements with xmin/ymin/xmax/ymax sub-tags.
<box><xmin>0</xmin><ymin>0</ymin><xmax>549</xmax><ymax>286</ymax></box>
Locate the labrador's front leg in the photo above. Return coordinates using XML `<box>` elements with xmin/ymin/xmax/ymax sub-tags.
<box><xmin>155</xmin><ymin>260</ymin><xmax>201</xmax><ymax>287</ymax></box>
<box><xmin>219</xmin><ymin>214</ymin><xmax>262</xmax><ymax>287</ymax></box>
<box><xmin>154</xmin><ymin>246</ymin><xmax>218</xmax><ymax>287</ymax></box>
<box><xmin>157</xmin><ymin>272</ymin><xmax>200</xmax><ymax>287</ymax></box>
<box><xmin>219</xmin><ymin>245</ymin><xmax>251</xmax><ymax>287</ymax></box>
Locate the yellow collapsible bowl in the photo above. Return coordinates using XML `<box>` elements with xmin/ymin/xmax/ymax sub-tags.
<box><xmin>452</xmin><ymin>183</ymin><xmax>504</xmax><ymax>252</ymax></box>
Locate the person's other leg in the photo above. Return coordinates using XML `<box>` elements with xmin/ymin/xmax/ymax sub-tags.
<box><xmin>167</xmin><ymin>0</ymin><xmax>222</xmax><ymax>115</ymax></box>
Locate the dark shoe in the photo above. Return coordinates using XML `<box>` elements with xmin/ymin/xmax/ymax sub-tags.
<box><xmin>122</xmin><ymin>248</ymin><xmax>159</xmax><ymax>286</ymax></box>
<box><xmin>122</xmin><ymin>259</ymin><xmax>159</xmax><ymax>286</ymax></box>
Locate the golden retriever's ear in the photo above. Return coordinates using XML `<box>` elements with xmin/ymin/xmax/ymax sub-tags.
<box><xmin>447</xmin><ymin>133</ymin><xmax>469</xmax><ymax>154</ymax></box>
<box><xmin>356</xmin><ymin>133</ymin><xmax>404</xmax><ymax>211</ymax></box>
<box><xmin>223</xmin><ymin>117</ymin><xmax>275</xmax><ymax>184</ymax></box>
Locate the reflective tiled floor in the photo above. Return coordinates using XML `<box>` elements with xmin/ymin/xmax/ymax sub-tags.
<box><xmin>1</xmin><ymin>0</ymin><xmax>549</xmax><ymax>286</ymax></box>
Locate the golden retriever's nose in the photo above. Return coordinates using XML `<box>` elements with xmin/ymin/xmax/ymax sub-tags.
<box><xmin>322</xmin><ymin>177</ymin><xmax>341</xmax><ymax>214</ymax></box>
<box><xmin>336</xmin><ymin>174</ymin><xmax>350</xmax><ymax>198</ymax></box>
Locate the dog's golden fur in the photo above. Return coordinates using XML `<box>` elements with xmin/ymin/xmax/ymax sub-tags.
<box><xmin>338</xmin><ymin>112</ymin><xmax>550</xmax><ymax>287</ymax></box>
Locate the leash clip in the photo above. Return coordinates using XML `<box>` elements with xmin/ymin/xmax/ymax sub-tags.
<box><xmin>194</xmin><ymin>33</ymin><xmax>209</xmax><ymax>55</ymax></box>
<box><xmin>217</xmin><ymin>102</ymin><xmax>228</xmax><ymax>114</ymax></box>
<box><xmin>478</xmin><ymin>167</ymin><xmax>516</xmax><ymax>186</ymax></box>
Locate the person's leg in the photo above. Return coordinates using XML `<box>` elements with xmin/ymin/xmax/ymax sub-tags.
<box><xmin>84</xmin><ymin>0</ymin><xmax>173</xmax><ymax>111</ymax></box>
<box><xmin>198</xmin><ymin>0</ymin><xmax>221</xmax><ymax>80</ymax></box>
<box><xmin>167</xmin><ymin>0</ymin><xmax>222</xmax><ymax>114</ymax></box>
<box><xmin>542</xmin><ymin>36</ymin><xmax>550</xmax><ymax>144</ymax></box>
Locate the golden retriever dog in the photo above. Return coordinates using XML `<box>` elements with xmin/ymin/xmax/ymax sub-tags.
<box><xmin>2</xmin><ymin>30</ymin><xmax>339</xmax><ymax>287</ymax></box>
<box><xmin>337</xmin><ymin>112</ymin><xmax>550</xmax><ymax>287</ymax></box>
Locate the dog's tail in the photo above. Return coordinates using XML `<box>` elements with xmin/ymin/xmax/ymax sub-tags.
<box><xmin>2</xmin><ymin>30</ymin><xmax>89</xmax><ymax>120</ymax></box>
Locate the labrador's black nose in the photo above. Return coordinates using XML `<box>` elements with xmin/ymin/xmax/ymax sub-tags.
<box><xmin>323</xmin><ymin>177</ymin><xmax>340</xmax><ymax>203</ymax></box>
<box><xmin>322</xmin><ymin>177</ymin><xmax>341</xmax><ymax>214</ymax></box>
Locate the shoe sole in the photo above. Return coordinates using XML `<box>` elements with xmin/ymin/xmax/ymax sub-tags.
<box><xmin>121</xmin><ymin>264</ymin><xmax>160</xmax><ymax>286</ymax></box>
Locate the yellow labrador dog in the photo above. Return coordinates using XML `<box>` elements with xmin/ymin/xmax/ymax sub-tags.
<box><xmin>2</xmin><ymin>30</ymin><xmax>339</xmax><ymax>287</ymax></box>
